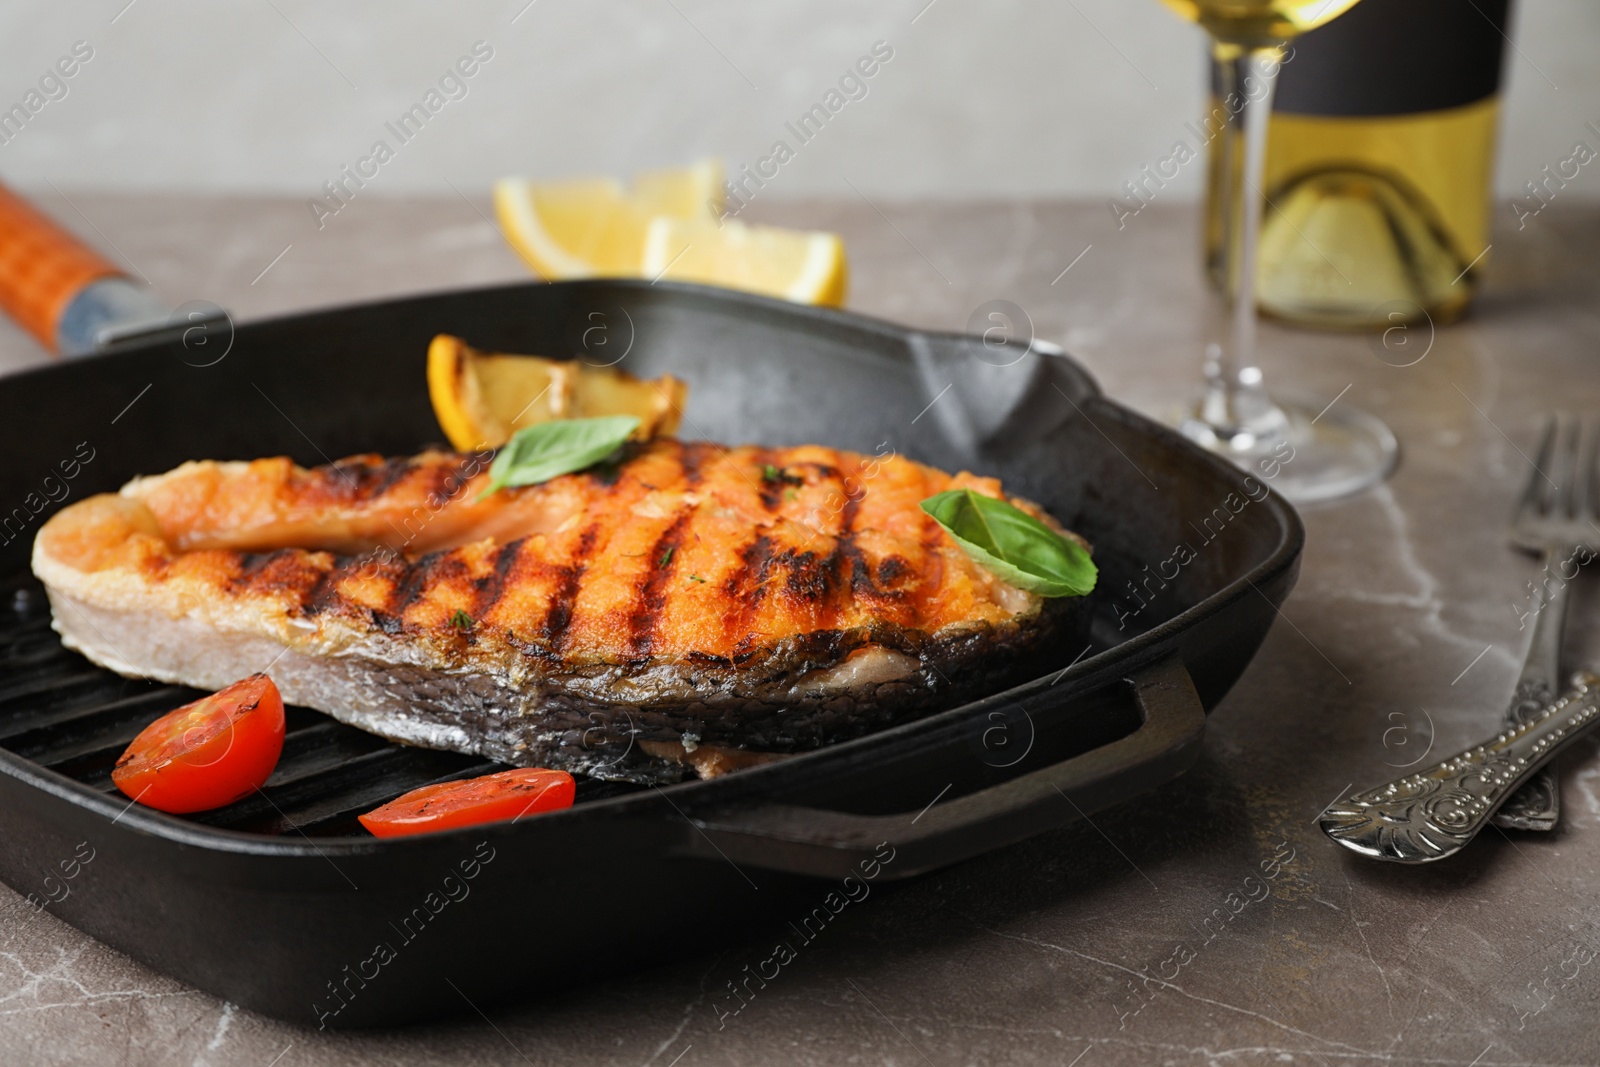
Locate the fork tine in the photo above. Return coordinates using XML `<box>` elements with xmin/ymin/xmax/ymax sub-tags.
<box><xmin>1581</xmin><ymin>417</ymin><xmax>1600</xmax><ymax>524</ymax></box>
<box><xmin>1518</xmin><ymin>414</ymin><xmax>1560</xmax><ymax>519</ymax></box>
<box><xmin>1553</xmin><ymin>413</ymin><xmax>1582</xmax><ymax>519</ymax></box>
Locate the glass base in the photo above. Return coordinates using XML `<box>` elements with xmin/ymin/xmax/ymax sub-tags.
<box><xmin>1175</xmin><ymin>390</ymin><xmax>1397</xmax><ymax>505</ymax></box>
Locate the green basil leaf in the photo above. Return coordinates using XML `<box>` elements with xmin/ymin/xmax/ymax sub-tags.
<box><xmin>479</xmin><ymin>415</ymin><xmax>640</xmax><ymax>498</ymax></box>
<box><xmin>920</xmin><ymin>488</ymin><xmax>1096</xmax><ymax>598</ymax></box>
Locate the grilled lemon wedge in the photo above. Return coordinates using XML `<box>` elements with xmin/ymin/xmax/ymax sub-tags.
<box><xmin>427</xmin><ymin>334</ymin><xmax>686</xmax><ymax>452</ymax></box>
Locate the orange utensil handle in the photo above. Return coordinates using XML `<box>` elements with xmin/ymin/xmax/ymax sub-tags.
<box><xmin>0</xmin><ymin>181</ymin><xmax>122</xmax><ymax>352</ymax></box>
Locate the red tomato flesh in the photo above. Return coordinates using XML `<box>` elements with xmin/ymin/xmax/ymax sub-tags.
<box><xmin>358</xmin><ymin>768</ymin><xmax>576</xmax><ymax>838</ymax></box>
<box><xmin>112</xmin><ymin>674</ymin><xmax>286</xmax><ymax>814</ymax></box>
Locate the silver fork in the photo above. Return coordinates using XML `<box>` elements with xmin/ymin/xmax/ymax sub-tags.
<box><xmin>1318</xmin><ymin>415</ymin><xmax>1600</xmax><ymax>862</ymax></box>
<box><xmin>1492</xmin><ymin>414</ymin><xmax>1600</xmax><ymax>831</ymax></box>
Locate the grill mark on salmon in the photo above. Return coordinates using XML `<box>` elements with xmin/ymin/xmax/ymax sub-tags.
<box><xmin>842</xmin><ymin>540</ymin><xmax>877</xmax><ymax>597</ymax></box>
<box><xmin>229</xmin><ymin>548</ymin><xmax>325</xmax><ymax>604</ymax></box>
<box><xmin>780</xmin><ymin>549</ymin><xmax>827</xmax><ymax>603</ymax></box>
<box><xmin>298</xmin><ymin>559</ymin><xmax>346</xmax><ymax>619</ymax></box>
<box><xmin>630</xmin><ymin>508</ymin><xmax>693</xmax><ymax>658</ymax></box>
<box><xmin>723</xmin><ymin>533</ymin><xmax>776</xmax><ymax>656</ymax></box>
<box><xmin>680</xmin><ymin>441</ymin><xmax>709</xmax><ymax>488</ymax></box>
<box><xmin>381</xmin><ymin>550</ymin><xmax>445</xmax><ymax>632</ymax></box>
<box><xmin>316</xmin><ymin>456</ymin><xmax>392</xmax><ymax>506</ymax></box>
<box><xmin>419</xmin><ymin>459</ymin><xmax>460</xmax><ymax>510</ymax></box>
<box><xmin>543</xmin><ymin>524</ymin><xmax>598</xmax><ymax>651</ymax></box>
<box><xmin>229</xmin><ymin>549</ymin><xmax>286</xmax><ymax>592</ymax></box>
<box><xmin>587</xmin><ymin>444</ymin><xmax>633</xmax><ymax>487</ymax></box>
<box><xmin>910</xmin><ymin>500</ymin><xmax>948</xmax><ymax>621</ymax></box>
<box><xmin>473</xmin><ymin>537</ymin><xmax>525</xmax><ymax>621</ymax></box>
<box><xmin>363</xmin><ymin>456</ymin><xmax>419</xmax><ymax>500</ymax></box>
<box><xmin>877</xmin><ymin>555</ymin><xmax>912</xmax><ymax>588</ymax></box>
<box><xmin>447</xmin><ymin>453</ymin><xmax>490</xmax><ymax>499</ymax></box>
<box><xmin>810</xmin><ymin>468</ymin><xmax>868</xmax><ymax>626</ymax></box>
<box><xmin>755</xmin><ymin>448</ymin><xmax>783</xmax><ymax>510</ymax></box>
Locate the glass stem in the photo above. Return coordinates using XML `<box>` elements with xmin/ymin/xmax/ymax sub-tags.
<box><xmin>1203</xmin><ymin>44</ymin><xmax>1284</xmax><ymax>437</ymax></box>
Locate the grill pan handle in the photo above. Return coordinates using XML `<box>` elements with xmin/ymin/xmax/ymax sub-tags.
<box><xmin>685</xmin><ymin>653</ymin><xmax>1206</xmax><ymax>881</ymax></box>
<box><xmin>0</xmin><ymin>181</ymin><xmax>122</xmax><ymax>352</ymax></box>
<box><xmin>0</xmin><ymin>180</ymin><xmax>229</xmax><ymax>356</ymax></box>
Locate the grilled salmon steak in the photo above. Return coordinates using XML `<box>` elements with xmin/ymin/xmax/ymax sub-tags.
<box><xmin>32</xmin><ymin>439</ymin><xmax>1085</xmax><ymax>782</ymax></box>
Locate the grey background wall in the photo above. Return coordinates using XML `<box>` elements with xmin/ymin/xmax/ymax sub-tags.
<box><xmin>0</xmin><ymin>0</ymin><xmax>1595</xmax><ymax>209</ymax></box>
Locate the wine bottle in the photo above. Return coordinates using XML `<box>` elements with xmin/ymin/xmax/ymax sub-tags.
<box><xmin>1204</xmin><ymin>0</ymin><xmax>1511</xmax><ymax>328</ymax></box>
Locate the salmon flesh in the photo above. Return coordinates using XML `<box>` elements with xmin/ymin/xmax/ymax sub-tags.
<box><xmin>32</xmin><ymin>439</ymin><xmax>1083</xmax><ymax>783</ymax></box>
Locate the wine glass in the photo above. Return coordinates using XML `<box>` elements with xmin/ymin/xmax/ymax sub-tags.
<box><xmin>1157</xmin><ymin>0</ymin><xmax>1397</xmax><ymax>504</ymax></box>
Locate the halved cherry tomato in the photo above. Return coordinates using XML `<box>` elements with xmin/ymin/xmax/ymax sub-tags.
<box><xmin>358</xmin><ymin>768</ymin><xmax>576</xmax><ymax>838</ymax></box>
<box><xmin>112</xmin><ymin>674</ymin><xmax>286</xmax><ymax>814</ymax></box>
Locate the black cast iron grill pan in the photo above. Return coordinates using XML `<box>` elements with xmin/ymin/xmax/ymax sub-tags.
<box><xmin>0</xmin><ymin>279</ymin><xmax>1302</xmax><ymax>1027</ymax></box>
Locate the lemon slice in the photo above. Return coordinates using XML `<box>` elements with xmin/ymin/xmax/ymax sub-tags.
<box><xmin>641</xmin><ymin>218</ymin><xmax>848</xmax><ymax>306</ymax></box>
<box><xmin>633</xmin><ymin>158</ymin><xmax>725</xmax><ymax>218</ymax></box>
<box><xmin>493</xmin><ymin>160</ymin><xmax>724</xmax><ymax>279</ymax></box>
<box><xmin>427</xmin><ymin>334</ymin><xmax>687</xmax><ymax>452</ymax></box>
<box><xmin>493</xmin><ymin>161</ymin><xmax>850</xmax><ymax>306</ymax></box>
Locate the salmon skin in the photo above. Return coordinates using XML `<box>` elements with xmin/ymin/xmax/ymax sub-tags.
<box><xmin>32</xmin><ymin>438</ymin><xmax>1085</xmax><ymax>783</ymax></box>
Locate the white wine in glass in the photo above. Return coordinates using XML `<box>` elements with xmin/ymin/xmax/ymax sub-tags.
<box><xmin>1156</xmin><ymin>0</ymin><xmax>1397</xmax><ymax>504</ymax></box>
<box><xmin>1158</xmin><ymin>0</ymin><xmax>1361</xmax><ymax>48</ymax></box>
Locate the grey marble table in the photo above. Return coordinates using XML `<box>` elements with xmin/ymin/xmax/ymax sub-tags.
<box><xmin>3</xmin><ymin>192</ymin><xmax>1600</xmax><ymax>1067</ymax></box>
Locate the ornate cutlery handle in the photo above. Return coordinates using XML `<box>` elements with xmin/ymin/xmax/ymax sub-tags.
<box><xmin>1320</xmin><ymin>672</ymin><xmax>1600</xmax><ymax>863</ymax></box>
<box><xmin>1491</xmin><ymin>543</ymin><xmax>1575</xmax><ymax>831</ymax></box>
